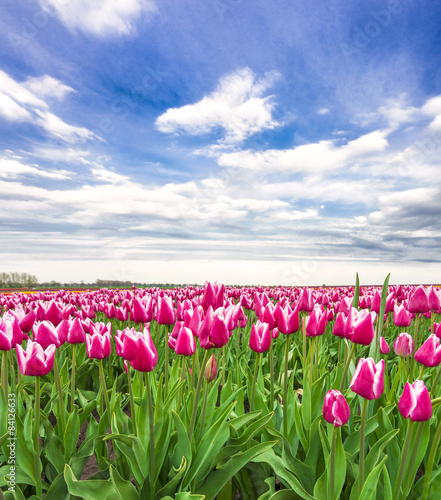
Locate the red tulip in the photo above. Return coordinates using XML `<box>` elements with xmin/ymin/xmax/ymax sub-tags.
<box><xmin>398</xmin><ymin>380</ymin><xmax>432</xmax><ymax>421</ymax></box>
<box><xmin>16</xmin><ymin>340</ymin><xmax>56</xmax><ymax>376</ymax></box>
<box><xmin>323</xmin><ymin>390</ymin><xmax>350</xmax><ymax>427</ymax></box>
<box><xmin>350</xmin><ymin>358</ymin><xmax>385</xmax><ymax>400</ymax></box>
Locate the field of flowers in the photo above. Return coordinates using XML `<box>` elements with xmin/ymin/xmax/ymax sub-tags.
<box><xmin>0</xmin><ymin>276</ymin><xmax>441</xmax><ymax>499</ymax></box>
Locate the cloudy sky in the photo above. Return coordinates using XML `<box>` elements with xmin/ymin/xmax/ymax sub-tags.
<box><xmin>1</xmin><ymin>0</ymin><xmax>441</xmax><ymax>286</ymax></box>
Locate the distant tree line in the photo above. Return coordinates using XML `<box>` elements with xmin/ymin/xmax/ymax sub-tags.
<box><xmin>0</xmin><ymin>272</ymin><xmax>39</xmax><ymax>288</ymax></box>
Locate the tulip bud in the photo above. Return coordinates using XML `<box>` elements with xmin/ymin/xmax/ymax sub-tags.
<box><xmin>249</xmin><ymin>320</ymin><xmax>271</xmax><ymax>353</ymax></box>
<box><xmin>204</xmin><ymin>353</ymin><xmax>217</xmax><ymax>382</ymax></box>
<box><xmin>398</xmin><ymin>380</ymin><xmax>432</xmax><ymax>421</ymax></box>
<box><xmin>323</xmin><ymin>390</ymin><xmax>350</xmax><ymax>427</ymax></box>
<box><xmin>350</xmin><ymin>357</ymin><xmax>385</xmax><ymax>400</ymax></box>
<box><xmin>407</xmin><ymin>286</ymin><xmax>430</xmax><ymax>314</ymax></box>
<box><xmin>380</xmin><ymin>337</ymin><xmax>390</xmax><ymax>354</ymax></box>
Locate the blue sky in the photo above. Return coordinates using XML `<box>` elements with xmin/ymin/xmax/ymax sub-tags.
<box><xmin>1</xmin><ymin>0</ymin><xmax>441</xmax><ymax>285</ymax></box>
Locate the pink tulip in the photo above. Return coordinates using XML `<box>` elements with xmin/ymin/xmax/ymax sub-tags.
<box><xmin>407</xmin><ymin>286</ymin><xmax>430</xmax><ymax>314</ymax></box>
<box><xmin>175</xmin><ymin>326</ymin><xmax>196</xmax><ymax>356</ymax></box>
<box><xmin>393</xmin><ymin>304</ymin><xmax>412</xmax><ymax>327</ymax></box>
<box><xmin>118</xmin><ymin>327</ymin><xmax>158</xmax><ymax>372</ymax></box>
<box><xmin>305</xmin><ymin>306</ymin><xmax>328</xmax><ymax>337</ymax></box>
<box><xmin>398</xmin><ymin>380</ymin><xmax>432</xmax><ymax>421</ymax></box>
<box><xmin>346</xmin><ymin>309</ymin><xmax>376</xmax><ymax>346</ymax></box>
<box><xmin>393</xmin><ymin>332</ymin><xmax>414</xmax><ymax>358</ymax></box>
<box><xmin>16</xmin><ymin>340</ymin><xmax>56</xmax><ymax>376</ymax></box>
<box><xmin>380</xmin><ymin>337</ymin><xmax>390</xmax><ymax>354</ymax></box>
<box><xmin>131</xmin><ymin>298</ymin><xmax>149</xmax><ymax>323</ymax></box>
<box><xmin>249</xmin><ymin>320</ymin><xmax>271</xmax><ymax>353</ymax></box>
<box><xmin>298</xmin><ymin>288</ymin><xmax>314</xmax><ymax>312</ymax></box>
<box><xmin>332</xmin><ymin>312</ymin><xmax>347</xmax><ymax>337</ymax></box>
<box><xmin>156</xmin><ymin>296</ymin><xmax>176</xmax><ymax>325</ymax></box>
<box><xmin>323</xmin><ymin>390</ymin><xmax>350</xmax><ymax>427</ymax></box>
<box><xmin>414</xmin><ymin>334</ymin><xmax>441</xmax><ymax>367</ymax></box>
<box><xmin>33</xmin><ymin>321</ymin><xmax>61</xmax><ymax>349</ymax></box>
<box><xmin>85</xmin><ymin>330</ymin><xmax>111</xmax><ymax>359</ymax></box>
<box><xmin>199</xmin><ymin>307</ymin><xmax>230</xmax><ymax>349</ymax></box>
<box><xmin>45</xmin><ymin>301</ymin><xmax>64</xmax><ymax>326</ymax></box>
<box><xmin>350</xmin><ymin>358</ymin><xmax>385</xmax><ymax>400</ymax></box>
<box><xmin>433</xmin><ymin>323</ymin><xmax>441</xmax><ymax>339</ymax></box>
<box><xmin>0</xmin><ymin>314</ymin><xmax>22</xmax><ymax>350</ymax></box>
<box><xmin>67</xmin><ymin>317</ymin><xmax>86</xmax><ymax>344</ymax></box>
<box><xmin>428</xmin><ymin>286</ymin><xmax>441</xmax><ymax>312</ymax></box>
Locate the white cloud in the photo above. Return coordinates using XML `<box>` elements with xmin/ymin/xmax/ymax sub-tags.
<box><xmin>156</xmin><ymin>68</ymin><xmax>281</xmax><ymax>144</ymax></box>
<box><xmin>0</xmin><ymin>158</ymin><xmax>71</xmax><ymax>180</ymax></box>
<box><xmin>39</xmin><ymin>0</ymin><xmax>157</xmax><ymax>37</ymax></box>
<box><xmin>217</xmin><ymin>129</ymin><xmax>389</xmax><ymax>173</ymax></box>
<box><xmin>23</xmin><ymin>75</ymin><xmax>75</xmax><ymax>100</ymax></box>
<box><xmin>0</xmin><ymin>70</ymin><xmax>97</xmax><ymax>144</ymax></box>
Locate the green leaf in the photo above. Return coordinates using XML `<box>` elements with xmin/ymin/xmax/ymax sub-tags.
<box><xmin>358</xmin><ymin>455</ymin><xmax>388</xmax><ymax>500</ymax></box>
<box><xmin>353</xmin><ymin>272</ymin><xmax>360</xmax><ymax>309</ymax></box>
<box><xmin>266</xmin><ymin>491</ymin><xmax>298</xmax><ymax>500</ymax></box>
<box><xmin>64</xmin><ymin>405</ymin><xmax>81</xmax><ymax>461</ymax></box>
<box><xmin>171</xmin><ymin>410</ymin><xmax>192</xmax><ymax>464</ymax></box>
<box><xmin>44</xmin><ymin>471</ymin><xmax>70</xmax><ymax>500</ymax></box>
<box><xmin>156</xmin><ymin>456</ymin><xmax>188</xmax><ymax>498</ymax></box>
<box><xmin>15</xmin><ymin>413</ymin><xmax>37</xmax><ymax>484</ymax></box>
<box><xmin>110</xmin><ymin>465</ymin><xmax>139</xmax><ymax>500</ymax></box>
<box><xmin>46</xmin><ymin>435</ymin><xmax>66</xmax><ymax>474</ymax></box>
<box><xmin>195</xmin><ymin>441</ymin><xmax>276</xmax><ymax>500</ymax></box>
<box><xmin>364</xmin><ymin>429</ymin><xmax>398</xmax><ymax>474</ymax></box>
<box><xmin>64</xmin><ymin>463</ymin><xmax>120</xmax><ymax>500</ymax></box>
<box><xmin>369</xmin><ymin>273</ymin><xmax>390</xmax><ymax>360</ymax></box>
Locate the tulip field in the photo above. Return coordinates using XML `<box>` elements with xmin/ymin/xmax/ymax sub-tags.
<box><xmin>2</xmin><ymin>276</ymin><xmax>441</xmax><ymax>499</ymax></box>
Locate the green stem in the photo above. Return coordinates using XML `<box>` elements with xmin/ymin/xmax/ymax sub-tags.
<box><xmin>250</xmin><ymin>352</ymin><xmax>260</xmax><ymax>413</ymax></box>
<box><xmin>222</xmin><ymin>345</ymin><xmax>226</xmax><ymax>387</ymax></box>
<box><xmin>422</xmin><ymin>419</ymin><xmax>441</xmax><ymax>500</ymax></box>
<box><xmin>34</xmin><ymin>376</ymin><xmax>42</xmax><ymax>498</ymax></box>
<box><xmin>1</xmin><ymin>350</ymin><xmax>8</xmax><ymax>400</ymax></box>
<box><xmin>177</xmin><ymin>357</ymin><xmax>186</xmax><ymax>413</ymax></box>
<box><xmin>410</xmin><ymin>314</ymin><xmax>420</xmax><ymax>379</ymax></box>
<box><xmin>402</xmin><ymin>421</ymin><xmax>425</xmax><ymax>497</ymax></box>
<box><xmin>393</xmin><ymin>419</ymin><xmax>413</xmax><ymax>500</ymax></box>
<box><xmin>431</xmin><ymin>364</ymin><xmax>441</xmax><ymax>397</ymax></box>
<box><xmin>359</xmin><ymin>398</ymin><xmax>368</xmax><ymax>493</ymax></box>
<box><xmin>145</xmin><ymin>372</ymin><xmax>155</xmax><ymax>500</ymax></box>
<box><xmin>236</xmin><ymin>327</ymin><xmax>241</xmax><ymax>388</ymax></box>
<box><xmin>283</xmin><ymin>334</ymin><xmax>290</xmax><ymax>436</ymax></box>
<box><xmin>188</xmin><ymin>349</ymin><xmax>210</xmax><ymax>441</ymax></box>
<box><xmin>8</xmin><ymin>349</ymin><xmax>15</xmax><ymax>394</ymax></box>
<box><xmin>339</xmin><ymin>342</ymin><xmax>357</xmax><ymax>392</ymax></box>
<box><xmin>308</xmin><ymin>337</ymin><xmax>314</xmax><ymax>388</ymax></box>
<box><xmin>99</xmin><ymin>358</ymin><xmax>111</xmax><ymax>416</ymax></box>
<box><xmin>53</xmin><ymin>356</ymin><xmax>66</xmax><ymax>437</ymax></box>
<box><xmin>269</xmin><ymin>340</ymin><xmax>274</xmax><ymax>412</ymax></box>
<box><xmin>164</xmin><ymin>325</ymin><xmax>169</xmax><ymax>399</ymax></box>
<box><xmin>127</xmin><ymin>365</ymin><xmax>137</xmax><ymax>435</ymax></box>
<box><xmin>198</xmin><ymin>380</ymin><xmax>209</xmax><ymax>441</ymax></box>
<box><xmin>330</xmin><ymin>426</ymin><xmax>337</xmax><ymax>500</ymax></box>
<box><xmin>302</xmin><ymin>315</ymin><xmax>306</xmax><ymax>381</ymax></box>
<box><xmin>70</xmin><ymin>344</ymin><xmax>77</xmax><ymax>412</ymax></box>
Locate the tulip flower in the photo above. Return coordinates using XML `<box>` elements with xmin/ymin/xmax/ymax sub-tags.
<box><xmin>16</xmin><ymin>339</ymin><xmax>56</xmax><ymax>376</ymax></box>
<box><xmin>332</xmin><ymin>312</ymin><xmax>347</xmax><ymax>337</ymax></box>
<box><xmin>9</xmin><ymin>305</ymin><xmax>36</xmax><ymax>333</ymax></box>
<box><xmin>350</xmin><ymin>357</ymin><xmax>385</xmax><ymax>400</ymax></box>
<box><xmin>398</xmin><ymin>380</ymin><xmax>432</xmax><ymax>421</ymax></box>
<box><xmin>85</xmin><ymin>330</ymin><xmax>111</xmax><ymax>359</ymax></box>
<box><xmin>33</xmin><ymin>321</ymin><xmax>61</xmax><ymax>349</ymax></box>
<box><xmin>126</xmin><ymin>327</ymin><xmax>158</xmax><ymax>372</ymax></box>
<box><xmin>199</xmin><ymin>307</ymin><xmax>230</xmax><ymax>349</ymax></box>
<box><xmin>45</xmin><ymin>300</ymin><xmax>64</xmax><ymax>326</ymax></box>
<box><xmin>408</xmin><ymin>286</ymin><xmax>430</xmax><ymax>314</ymax></box>
<box><xmin>0</xmin><ymin>314</ymin><xmax>22</xmax><ymax>351</ymax></box>
<box><xmin>249</xmin><ymin>320</ymin><xmax>271</xmax><ymax>353</ymax></box>
<box><xmin>156</xmin><ymin>295</ymin><xmax>176</xmax><ymax>325</ymax></box>
<box><xmin>131</xmin><ymin>298</ymin><xmax>149</xmax><ymax>323</ymax></box>
<box><xmin>174</xmin><ymin>326</ymin><xmax>196</xmax><ymax>356</ymax></box>
<box><xmin>380</xmin><ymin>337</ymin><xmax>390</xmax><ymax>354</ymax></box>
<box><xmin>393</xmin><ymin>332</ymin><xmax>414</xmax><ymax>358</ymax></box>
<box><xmin>428</xmin><ymin>285</ymin><xmax>441</xmax><ymax>312</ymax></box>
<box><xmin>323</xmin><ymin>390</ymin><xmax>350</xmax><ymax>427</ymax></box>
<box><xmin>298</xmin><ymin>288</ymin><xmax>314</xmax><ymax>312</ymax></box>
<box><xmin>67</xmin><ymin>317</ymin><xmax>86</xmax><ymax>344</ymax></box>
<box><xmin>305</xmin><ymin>306</ymin><xmax>328</xmax><ymax>337</ymax></box>
<box><xmin>350</xmin><ymin>310</ymin><xmax>376</xmax><ymax>346</ymax></box>
<box><xmin>393</xmin><ymin>304</ymin><xmax>412</xmax><ymax>327</ymax></box>
<box><xmin>414</xmin><ymin>334</ymin><xmax>441</xmax><ymax>367</ymax></box>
